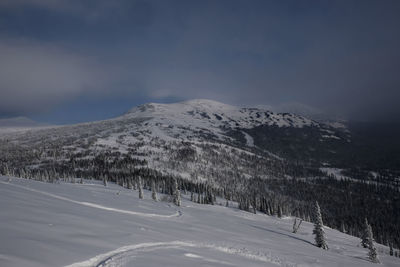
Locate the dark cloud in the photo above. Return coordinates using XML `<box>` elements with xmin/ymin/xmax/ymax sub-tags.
<box><xmin>0</xmin><ymin>0</ymin><xmax>400</xmax><ymax>122</ymax></box>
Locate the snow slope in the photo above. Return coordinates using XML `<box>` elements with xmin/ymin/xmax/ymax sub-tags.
<box><xmin>0</xmin><ymin>176</ymin><xmax>398</xmax><ymax>267</ymax></box>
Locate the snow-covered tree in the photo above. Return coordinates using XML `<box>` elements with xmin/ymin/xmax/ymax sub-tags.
<box><xmin>313</xmin><ymin>201</ymin><xmax>328</xmax><ymax>249</ymax></box>
<box><xmin>340</xmin><ymin>221</ymin><xmax>346</xmax><ymax>233</ymax></box>
<box><xmin>173</xmin><ymin>179</ymin><xmax>181</xmax><ymax>206</ymax></box>
<box><xmin>366</xmin><ymin>223</ymin><xmax>379</xmax><ymax>263</ymax></box>
<box><xmin>361</xmin><ymin>218</ymin><xmax>370</xmax><ymax>248</ymax></box>
<box><xmin>277</xmin><ymin>205</ymin><xmax>283</xmax><ymax>218</ymax></box>
<box><xmin>138</xmin><ymin>177</ymin><xmax>144</xmax><ymax>199</ymax></box>
<box><xmin>151</xmin><ymin>180</ymin><xmax>157</xmax><ymax>201</ymax></box>
<box><xmin>292</xmin><ymin>218</ymin><xmax>302</xmax><ymax>233</ymax></box>
<box><xmin>127</xmin><ymin>179</ymin><xmax>133</xmax><ymax>190</ymax></box>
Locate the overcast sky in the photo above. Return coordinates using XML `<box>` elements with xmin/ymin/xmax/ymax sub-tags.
<box><xmin>0</xmin><ymin>0</ymin><xmax>399</xmax><ymax>124</ymax></box>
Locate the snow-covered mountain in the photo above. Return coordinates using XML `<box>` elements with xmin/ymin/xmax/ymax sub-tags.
<box><xmin>0</xmin><ymin>99</ymin><xmax>351</xmax><ymax>180</ymax></box>
<box><xmin>120</xmin><ymin>99</ymin><xmax>345</xmax><ymax>143</ymax></box>
<box><xmin>0</xmin><ymin>99</ymin><xmax>351</xmax><ymax>182</ymax></box>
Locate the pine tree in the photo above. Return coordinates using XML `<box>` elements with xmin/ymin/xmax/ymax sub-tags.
<box><xmin>151</xmin><ymin>180</ymin><xmax>157</xmax><ymax>201</ymax></box>
<box><xmin>103</xmin><ymin>175</ymin><xmax>107</xmax><ymax>187</ymax></box>
<box><xmin>138</xmin><ymin>176</ymin><xmax>144</xmax><ymax>199</ymax></box>
<box><xmin>313</xmin><ymin>201</ymin><xmax>328</xmax><ymax>249</ymax></box>
<box><xmin>173</xmin><ymin>179</ymin><xmax>181</xmax><ymax>206</ymax></box>
<box><xmin>340</xmin><ymin>221</ymin><xmax>346</xmax><ymax>233</ymax></box>
<box><xmin>366</xmin><ymin>224</ymin><xmax>379</xmax><ymax>263</ymax></box>
<box><xmin>277</xmin><ymin>205</ymin><xmax>282</xmax><ymax>218</ymax></box>
<box><xmin>361</xmin><ymin>218</ymin><xmax>369</xmax><ymax>248</ymax></box>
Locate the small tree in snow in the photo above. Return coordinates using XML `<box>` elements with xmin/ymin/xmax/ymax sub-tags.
<box><xmin>151</xmin><ymin>180</ymin><xmax>157</xmax><ymax>201</ymax></box>
<box><xmin>340</xmin><ymin>221</ymin><xmax>346</xmax><ymax>233</ymax></box>
<box><xmin>138</xmin><ymin>177</ymin><xmax>144</xmax><ymax>199</ymax></box>
<box><xmin>313</xmin><ymin>201</ymin><xmax>328</xmax><ymax>249</ymax></box>
<box><xmin>361</xmin><ymin>218</ymin><xmax>370</xmax><ymax>248</ymax></box>
<box><xmin>366</xmin><ymin>224</ymin><xmax>380</xmax><ymax>263</ymax></box>
<box><xmin>173</xmin><ymin>179</ymin><xmax>181</xmax><ymax>206</ymax></box>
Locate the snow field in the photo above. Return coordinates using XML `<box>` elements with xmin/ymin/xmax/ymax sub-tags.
<box><xmin>0</xmin><ymin>176</ymin><xmax>398</xmax><ymax>267</ymax></box>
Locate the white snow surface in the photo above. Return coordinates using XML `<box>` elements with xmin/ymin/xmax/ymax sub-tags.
<box><xmin>0</xmin><ymin>176</ymin><xmax>398</xmax><ymax>267</ymax></box>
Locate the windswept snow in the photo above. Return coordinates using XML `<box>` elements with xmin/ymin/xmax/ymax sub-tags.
<box><xmin>0</xmin><ymin>176</ymin><xmax>398</xmax><ymax>267</ymax></box>
<box><xmin>241</xmin><ymin>131</ymin><xmax>255</xmax><ymax>147</ymax></box>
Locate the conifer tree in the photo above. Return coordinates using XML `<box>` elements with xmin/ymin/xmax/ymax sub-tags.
<box><xmin>361</xmin><ymin>218</ymin><xmax>370</xmax><ymax>248</ymax></box>
<box><xmin>173</xmin><ymin>179</ymin><xmax>181</xmax><ymax>206</ymax></box>
<box><xmin>366</xmin><ymin>224</ymin><xmax>379</xmax><ymax>263</ymax></box>
<box><xmin>138</xmin><ymin>176</ymin><xmax>144</xmax><ymax>199</ymax></box>
<box><xmin>340</xmin><ymin>221</ymin><xmax>346</xmax><ymax>233</ymax></box>
<box><xmin>313</xmin><ymin>201</ymin><xmax>328</xmax><ymax>249</ymax></box>
<box><xmin>277</xmin><ymin>205</ymin><xmax>282</xmax><ymax>218</ymax></box>
<box><xmin>127</xmin><ymin>179</ymin><xmax>133</xmax><ymax>190</ymax></box>
<box><xmin>151</xmin><ymin>180</ymin><xmax>157</xmax><ymax>201</ymax></box>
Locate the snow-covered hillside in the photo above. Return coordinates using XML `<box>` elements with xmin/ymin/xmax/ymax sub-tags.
<box><xmin>0</xmin><ymin>176</ymin><xmax>397</xmax><ymax>267</ymax></box>
<box><xmin>0</xmin><ymin>99</ymin><xmax>350</xmax><ymax>185</ymax></box>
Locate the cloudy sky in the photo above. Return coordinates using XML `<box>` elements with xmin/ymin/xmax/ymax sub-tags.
<box><xmin>0</xmin><ymin>0</ymin><xmax>399</xmax><ymax>123</ymax></box>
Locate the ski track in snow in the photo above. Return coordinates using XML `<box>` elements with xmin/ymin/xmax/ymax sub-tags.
<box><xmin>0</xmin><ymin>181</ymin><xmax>181</xmax><ymax>219</ymax></box>
<box><xmin>65</xmin><ymin>241</ymin><xmax>296</xmax><ymax>267</ymax></box>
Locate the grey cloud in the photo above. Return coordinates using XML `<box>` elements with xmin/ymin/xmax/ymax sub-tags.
<box><xmin>1</xmin><ymin>1</ymin><xmax>400</xmax><ymax>122</ymax></box>
<box><xmin>0</xmin><ymin>40</ymin><xmax>106</xmax><ymax>114</ymax></box>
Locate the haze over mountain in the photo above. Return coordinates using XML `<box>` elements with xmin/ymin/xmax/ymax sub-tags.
<box><xmin>0</xmin><ymin>116</ymin><xmax>48</xmax><ymax>128</ymax></box>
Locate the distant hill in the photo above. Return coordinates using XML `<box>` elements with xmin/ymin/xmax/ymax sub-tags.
<box><xmin>0</xmin><ymin>116</ymin><xmax>48</xmax><ymax>128</ymax></box>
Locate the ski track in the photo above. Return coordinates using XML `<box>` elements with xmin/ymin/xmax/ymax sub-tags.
<box><xmin>65</xmin><ymin>241</ymin><xmax>296</xmax><ymax>267</ymax></box>
<box><xmin>0</xmin><ymin>181</ymin><xmax>181</xmax><ymax>219</ymax></box>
